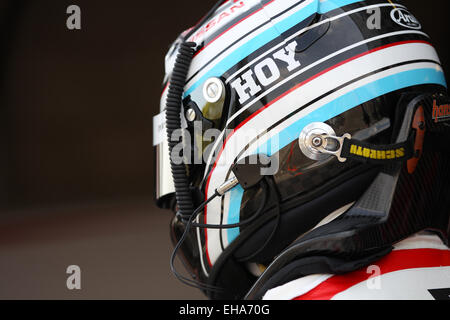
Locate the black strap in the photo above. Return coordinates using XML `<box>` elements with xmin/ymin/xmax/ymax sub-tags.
<box><xmin>341</xmin><ymin>133</ymin><xmax>415</xmax><ymax>164</ymax></box>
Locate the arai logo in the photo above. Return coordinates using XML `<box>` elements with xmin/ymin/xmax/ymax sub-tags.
<box><xmin>390</xmin><ymin>8</ymin><xmax>421</xmax><ymax>30</ymax></box>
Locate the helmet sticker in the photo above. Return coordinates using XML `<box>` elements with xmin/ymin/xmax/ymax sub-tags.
<box><xmin>390</xmin><ymin>8</ymin><xmax>421</xmax><ymax>30</ymax></box>
<box><xmin>432</xmin><ymin>100</ymin><xmax>450</xmax><ymax>123</ymax></box>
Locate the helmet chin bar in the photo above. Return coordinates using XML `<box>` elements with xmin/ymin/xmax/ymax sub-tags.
<box><xmin>244</xmin><ymin>94</ymin><xmax>450</xmax><ymax>300</ymax></box>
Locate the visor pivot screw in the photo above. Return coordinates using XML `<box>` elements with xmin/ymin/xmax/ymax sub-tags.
<box><xmin>312</xmin><ymin>136</ymin><xmax>323</xmax><ymax>148</ymax></box>
<box><xmin>185</xmin><ymin>108</ymin><xmax>196</xmax><ymax>122</ymax></box>
<box><xmin>207</xmin><ymin>83</ymin><xmax>219</xmax><ymax>99</ymax></box>
<box><xmin>203</xmin><ymin>77</ymin><xmax>225</xmax><ymax>103</ymax></box>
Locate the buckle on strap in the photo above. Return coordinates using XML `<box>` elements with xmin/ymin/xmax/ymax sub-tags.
<box><xmin>299</xmin><ymin>122</ymin><xmax>415</xmax><ymax>165</ymax></box>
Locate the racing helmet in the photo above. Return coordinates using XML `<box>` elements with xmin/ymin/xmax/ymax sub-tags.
<box><xmin>154</xmin><ymin>0</ymin><xmax>450</xmax><ymax>299</ymax></box>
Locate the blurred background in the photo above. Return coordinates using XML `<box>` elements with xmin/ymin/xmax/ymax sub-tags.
<box><xmin>0</xmin><ymin>0</ymin><xmax>448</xmax><ymax>299</ymax></box>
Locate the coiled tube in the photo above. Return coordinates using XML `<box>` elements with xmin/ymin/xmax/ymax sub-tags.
<box><xmin>165</xmin><ymin>42</ymin><xmax>196</xmax><ymax>218</ymax></box>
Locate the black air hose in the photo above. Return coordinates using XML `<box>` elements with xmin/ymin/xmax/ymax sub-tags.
<box><xmin>165</xmin><ymin>42</ymin><xmax>196</xmax><ymax>217</ymax></box>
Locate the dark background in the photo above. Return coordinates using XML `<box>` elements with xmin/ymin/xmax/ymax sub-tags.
<box><xmin>0</xmin><ymin>0</ymin><xmax>448</xmax><ymax>299</ymax></box>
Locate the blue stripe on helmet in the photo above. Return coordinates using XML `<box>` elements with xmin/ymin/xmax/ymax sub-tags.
<box><xmin>227</xmin><ymin>184</ymin><xmax>245</xmax><ymax>242</ymax></box>
<box><xmin>185</xmin><ymin>0</ymin><xmax>365</xmax><ymax>97</ymax></box>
